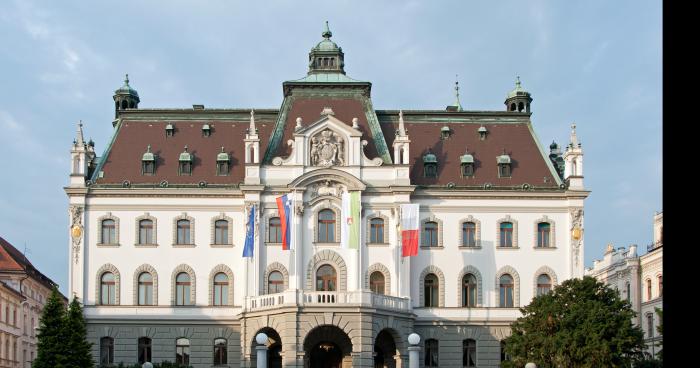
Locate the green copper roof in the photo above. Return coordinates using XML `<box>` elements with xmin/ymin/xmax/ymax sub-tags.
<box><xmin>423</xmin><ymin>152</ymin><xmax>437</xmax><ymax>163</ymax></box>
<box><xmin>497</xmin><ymin>153</ymin><xmax>511</xmax><ymax>164</ymax></box>
<box><xmin>115</xmin><ymin>74</ymin><xmax>139</xmax><ymax>97</ymax></box>
<box><xmin>179</xmin><ymin>146</ymin><xmax>193</xmax><ymax>162</ymax></box>
<box><xmin>289</xmin><ymin>73</ymin><xmax>365</xmax><ymax>83</ymax></box>
<box><xmin>217</xmin><ymin>147</ymin><xmax>229</xmax><ymax>161</ymax></box>
<box><xmin>460</xmin><ymin>153</ymin><xmax>474</xmax><ymax>164</ymax></box>
<box><xmin>142</xmin><ymin>145</ymin><xmax>155</xmax><ymax>161</ymax></box>
<box><xmin>507</xmin><ymin>76</ymin><xmax>530</xmax><ymax>99</ymax></box>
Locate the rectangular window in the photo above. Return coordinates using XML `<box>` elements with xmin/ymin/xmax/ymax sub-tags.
<box><xmin>500</xmin><ymin>223</ymin><xmax>513</xmax><ymax>247</ymax></box>
<box><xmin>100</xmin><ymin>337</ymin><xmax>114</xmax><ymax>365</ymax></box>
<box><xmin>462</xmin><ymin>222</ymin><xmax>476</xmax><ymax>247</ymax></box>
<box><xmin>647</xmin><ymin>314</ymin><xmax>654</xmax><ymax>337</ymax></box>
<box><xmin>217</xmin><ymin>161</ymin><xmax>229</xmax><ymax>176</ymax></box>
<box><xmin>215</xmin><ymin>220</ymin><xmax>229</xmax><ymax>245</ymax></box>
<box><xmin>138</xmin><ymin>338</ymin><xmax>152</xmax><ymax>364</ymax></box>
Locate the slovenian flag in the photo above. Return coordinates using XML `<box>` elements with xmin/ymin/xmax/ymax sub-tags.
<box><xmin>242</xmin><ymin>204</ymin><xmax>255</xmax><ymax>258</ymax></box>
<box><xmin>341</xmin><ymin>191</ymin><xmax>361</xmax><ymax>249</ymax></box>
<box><xmin>276</xmin><ymin>194</ymin><xmax>292</xmax><ymax>250</ymax></box>
<box><xmin>401</xmin><ymin>204</ymin><xmax>419</xmax><ymax>257</ymax></box>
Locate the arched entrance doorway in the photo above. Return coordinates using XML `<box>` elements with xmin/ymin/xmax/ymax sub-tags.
<box><xmin>251</xmin><ymin>327</ymin><xmax>282</xmax><ymax>368</ymax></box>
<box><xmin>373</xmin><ymin>329</ymin><xmax>398</xmax><ymax>368</ymax></box>
<box><xmin>303</xmin><ymin>325</ymin><xmax>353</xmax><ymax>368</ymax></box>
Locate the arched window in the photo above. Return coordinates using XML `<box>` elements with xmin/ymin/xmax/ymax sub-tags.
<box><xmin>139</xmin><ymin>219</ymin><xmax>154</xmax><ymax>244</ymax></box>
<box><xmin>424</xmin><ymin>339</ymin><xmax>439</xmax><ymax>367</ymax></box>
<box><xmin>212</xmin><ymin>273</ymin><xmax>229</xmax><ymax>306</ymax></box>
<box><xmin>424</xmin><ymin>163</ymin><xmax>437</xmax><ymax>178</ymax></box>
<box><xmin>462</xmin><ymin>339</ymin><xmax>476</xmax><ymax>368</ymax></box>
<box><xmin>214</xmin><ymin>220</ymin><xmax>229</xmax><ymax>245</ymax></box>
<box><xmin>176</xmin><ymin>338</ymin><xmax>190</xmax><ymax>365</ymax></box>
<box><xmin>510</xmin><ymin>103</ymin><xmax>516</xmax><ymax>111</ymax></box>
<box><xmin>462</xmin><ymin>222</ymin><xmax>476</xmax><ymax>247</ymax></box>
<box><xmin>537</xmin><ymin>223</ymin><xmax>551</xmax><ymax>247</ymax></box>
<box><xmin>101</xmin><ymin>219</ymin><xmax>116</xmax><ymax>244</ymax></box>
<box><xmin>658</xmin><ymin>275</ymin><xmax>663</xmax><ymax>297</ymax></box>
<box><xmin>461</xmin><ymin>274</ymin><xmax>477</xmax><ymax>307</ymax></box>
<box><xmin>138</xmin><ymin>272</ymin><xmax>153</xmax><ymax>305</ymax></box>
<box><xmin>370</xmin><ymin>218</ymin><xmax>384</xmax><ymax>243</ymax></box>
<box><xmin>424</xmin><ymin>273</ymin><xmax>439</xmax><ymax>307</ymax></box>
<box><xmin>315</xmin><ymin>265</ymin><xmax>337</xmax><ymax>291</ymax></box>
<box><xmin>536</xmin><ymin>274</ymin><xmax>552</xmax><ymax>296</ymax></box>
<box><xmin>318</xmin><ymin>210</ymin><xmax>335</xmax><ymax>242</ymax></box>
<box><xmin>499</xmin><ymin>274</ymin><xmax>514</xmax><ymax>307</ymax></box>
<box><xmin>100</xmin><ymin>337</ymin><xmax>114</xmax><ymax>365</ymax></box>
<box><xmin>175</xmin><ymin>273</ymin><xmax>192</xmax><ymax>306</ymax></box>
<box><xmin>214</xmin><ymin>338</ymin><xmax>227</xmax><ymax>365</ymax></box>
<box><xmin>518</xmin><ymin>102</ymin><xmax>524</xmax><ymax>112</ymax></box>
<box><xmin>647</xmin><ymin>279</ymin><xmax>652</xmax><ymax>300</ymax></box>
<box><xmin>268</xmin><ymin>271</ymin><xmax>284</xmax><ymax>294</ymax></box>
<box><xmin>177</xmin><ymin>220</ymin><xmax>191</xmax><ymax>244</ymax></box>
<box><xmin>369</xmin><ymin>271</ymin><xmax>385</xmax><ymax>295</ymax></box>
<box><xmin>422</xmin><ymin>221</ymin><xmax>438</xmax><ymax>247</ymax></box>
<box><xmin>269</xmin><ymin>217</ymin><xmax>282</xmax><ymax>243</ymax></box>
<box><xmin>100</xmin><ymin>272</ymin><xmax>116</xmax><ymax>305</ymax></box>
<box><xmin>138</xmin><ymin>337</ymin><xmax>152</xmax><ymax>364</ymax></box>
<box><xmin>500</xmin><ymin>222</ymin><xmax>513</xmax><ymax>247</ymax></box>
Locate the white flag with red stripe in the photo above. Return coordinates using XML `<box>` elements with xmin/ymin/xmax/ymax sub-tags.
<box><xmin>400</xmin><ymin>204</ymin><xmax>419</xmax><ymax>257</ymax></box>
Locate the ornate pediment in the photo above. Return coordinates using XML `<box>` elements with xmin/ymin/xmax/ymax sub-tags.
<box><xmin>309</xmin><ymin>180</ymin><xmax>346</xmax><ymax>199</ymax></box>
<box><xmin>311</xmin><ymin>129</ymin><xmax>345</xmax><ymax>167</ymax></box>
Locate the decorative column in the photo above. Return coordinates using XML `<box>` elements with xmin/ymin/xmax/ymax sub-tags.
<box><xmin>255</xmin><ymin>333</ymin><xmax>268</xmax><ymax>368</ymax></box>
<box><xmin>407</xmin><ymin>333</ymin><xmax>421</xmax><ymax>368</ymax></box>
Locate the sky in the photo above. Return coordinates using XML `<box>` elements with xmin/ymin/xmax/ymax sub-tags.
<box><xmin>0</xmin><ymin>0</ymin><xmax>662</xmax><ymax>294</ymax></box>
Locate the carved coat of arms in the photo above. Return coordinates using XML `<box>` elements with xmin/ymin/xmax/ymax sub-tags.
<box><xmin>311</xmin><ymin>130</ymin><xmax>344</xmax><ymax>167</ymax></box>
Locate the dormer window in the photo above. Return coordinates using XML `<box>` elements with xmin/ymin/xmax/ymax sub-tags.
<box><xmin>141</xmin><ymin>145</ymin><xmax>156</xmax><ymax>175</ymax></box>
<box><xmin>216</xmin><ymin>147</ymin><xmax>230</xmax><ymax>176</ymax></box>
<box><xmin>460</xmin><ymin>150</ymin><xmax>474</xmax><ymax>177</ymax></box>
<box><xmin>165</xmin><ymin>123</ymin><xmax>174</xmax><ymax>137</ymax></box>
<box><xmin>440</xmin><ymin>126</ymin><xmax>452</xmax><ymax>140</ymax></box>
<box><xmin>178</xmin><ymin>146</ymin><xmax>193</xmax><ymax>176</ymax></box>
<box><xmin>423</xmin><ymin>151</ymin><xmax>438</xmax><ymax>178</ymax></box>
<box><xmin>497</xmin><ymin>151</ymin><xmax>512</xmax><ymax>178</ymax></box>
<box><xmin>202</xmin><ymin>124</ymin><xmax>211</xmax><ymax>137</ymax></box>
<box><xmin>478</xmin><ymin>126</ymin><xmax>488</xmax><ymax>141</ymax></box>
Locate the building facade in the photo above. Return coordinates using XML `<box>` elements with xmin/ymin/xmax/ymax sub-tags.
<box><xmin>0</xmin><ymin>237</ymin><xmax>61</xmax><ymax>368</ymax></box>
<box><xmin>586</xmin><ymin>211</ymin><xmax>663</xmax><ymax>358</ymax></box>
<box><xmin>66</xmin><ymin>24</ymin><xmax>589</xmax><ymax>368</ymax></box>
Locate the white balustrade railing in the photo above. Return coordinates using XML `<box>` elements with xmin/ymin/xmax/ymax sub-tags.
<box><xmin>244</xmin><ymin>290</ymin><xmax>411</xmax><ymax>312</ymax></box>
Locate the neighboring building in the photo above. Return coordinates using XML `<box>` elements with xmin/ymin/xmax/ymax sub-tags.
<box><xmin>66</xmin><ymin>23</ymin><xmax>589</xmax><ymax>368</ymax></box>
<box><xmin>586</xmin><ymin>211</ymin><xmax>663</xmax><ymax>357</ymax></box>
<box><xmin>0</xmin><ymin>237</ymin><xmax>61</xmax><ymax>368</ymax></box>
<box><xmin>0</xmin><ymin>282</ymin><xmax>22</xmax><ymax>368</ymax></box>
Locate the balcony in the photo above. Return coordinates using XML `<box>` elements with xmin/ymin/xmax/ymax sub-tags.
<box><xmin>244</xmin><ymin>290</ymin><xmax>412</xmax><ymax>313</ymax></box>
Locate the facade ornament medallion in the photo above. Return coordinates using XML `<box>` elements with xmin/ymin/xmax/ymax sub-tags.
<box><xmin>309</xmin><ymin>180</ymin><xmax>345</xmax><ymax>199</ymax></box>
<box><xmin>310</xmin><ymin>129</ymin><xmax>344</xmax><ymax>167</ymax></box>
<box><xmin>69</xmin><ymin>205</ymin><xmax>84</xmax><ymax>264</ymax></box>
<box><xmin>570</xmin><ymin>208</ymin><xmax>584</xmax><ymax>267</ymax></box>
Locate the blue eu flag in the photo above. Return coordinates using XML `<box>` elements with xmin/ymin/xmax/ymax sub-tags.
<box><xmin>243</xmin><ymin>204</ymin><xmax>255</xmax><ymax>257</ymax></box>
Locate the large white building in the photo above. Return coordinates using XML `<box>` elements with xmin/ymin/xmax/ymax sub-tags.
<box><xmin>586</xmin><ymin>211</ymin><xmax>663</xmax><ymax>358</ymax></box>
<box><xmin>66</xmin><ymin>24</ymin><xmax>589</xmax><ymax>368</ymax></box>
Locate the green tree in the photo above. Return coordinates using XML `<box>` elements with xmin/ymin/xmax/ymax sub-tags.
<box><xmin>65</xmin><ymin>296</ymin><xmax>94</xmax><ymax>367</ymax></box>
<box><xmin>502</xmin><ymin>276</ymin><xmax>646</xmax><ymax>368</ymax></box>
<box><xmin>34</xmin><ymin>286</ymin><xmax>69</xmax><ymax>368</ymax></box>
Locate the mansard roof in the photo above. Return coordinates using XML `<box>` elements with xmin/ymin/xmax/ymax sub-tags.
<box><xmin>92</xmin><ymin>109</ymin><xmax>278</xmax><ymax>186</ymax></box>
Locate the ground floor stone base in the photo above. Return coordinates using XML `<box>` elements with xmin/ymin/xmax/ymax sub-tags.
<box><xmin>87</xmin><ymin>309</ymin><xmax>512</xmax><ymax>368</ymax></box>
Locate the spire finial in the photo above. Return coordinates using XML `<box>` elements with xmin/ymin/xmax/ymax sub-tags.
<box><xmin>124</xmin><ymin>74</ymin><xmax>130</xmax><ymax>85</ymax></box>
<box><xmin>184</xmin><ymin>145</ymin><xmax>188</xmax><ymax>152</ymax></box>
<box><xmin>452</xmin><ymin>75</ymin><xmax>463</xmax><ymax>111</ymax></box>
<box><xmin>322</xmin><ymin>21</ymin><xmax>332</xmax><ymax>39</ymax></box>
<box><xmin>220</xmin><ymin>146</ymin><xmax>225</xmax><ymax>153</ymax></box>
<box><xmin>146</xmin><ymin>144</ymin><xmax>151</xmax><ymax>153</ymax></box>
<box><xmin>397</xmin><ymin>110</ymin><xmax>406</xmax><ymax>137</ymax></box>
<box><xmin>569</xmin><ymin>122</ymin><xmax>579</xmax><ymax>147</ymax></box>
<box><xmin>75</xmin><ymin>120</ymin><xmax>85</xmax><ymax>146</ymax></box>
<box><xmin>516</xmin><ymin>76</ymin><xmax>521</xmax><ymax>88</ymax></box>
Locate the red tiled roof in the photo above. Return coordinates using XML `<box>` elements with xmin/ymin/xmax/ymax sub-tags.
<box><xmin>0</xmin><ymin>236</ymin><xmax>58</xmax><ymax>289</ymax></box>
<box><xmin>95</xmin><ymin>115</ymin><xmax>275</xmax><ymax>185</ymax></box>
<box><xmin>379</xmin><ymin>117</ymin><xmax>560</xmax><ymax>188</ymax></box>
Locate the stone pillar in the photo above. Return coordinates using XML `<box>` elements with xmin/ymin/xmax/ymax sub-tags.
<box><xmin>256</xmin><ymin>333</ymin><xmax>268</xmax><ymax>368</ymax></box>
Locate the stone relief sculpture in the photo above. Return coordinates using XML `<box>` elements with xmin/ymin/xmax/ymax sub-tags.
<box><xmin>570</xmin><ymin>208</ymin><xmax>584</xmax><ymax>267</ymax></box>
<box><xmin>309</xmin><ymin>180</ymin><xmax>345</xmax><ymax>199</ymax></box>
<box><xmin>69</xmin><ymin>205</ymin><xmax>84</xmax><ymax>264</ymax></box>
<box><xmin>311</xmin><ymin>129</ymin><xmax>344</xmax><ymax>167</ymax></box>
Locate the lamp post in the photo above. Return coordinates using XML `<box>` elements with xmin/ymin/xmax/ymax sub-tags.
<box><xmin>407</xmin><ymin>333</ymin><xmax>420</xmax><ymax>368</ymax></box>
<box><xmin>256</xmin><ymin>332</ymin><xmax>269</xmax><ymax>368</ymax></box>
